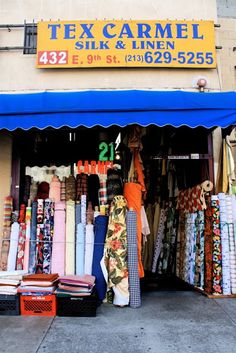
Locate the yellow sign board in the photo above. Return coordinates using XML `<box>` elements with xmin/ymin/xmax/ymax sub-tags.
<box><xmin>36</xmin><ymin>20</ymin><xmax>216</xmax><ymax>68</ymax></box>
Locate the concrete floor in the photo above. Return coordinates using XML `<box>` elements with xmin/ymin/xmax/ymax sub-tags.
<box><xmin>0</xmin><ymin>291</ymin><xmax>236</xmax><ymax>353</ymax></box>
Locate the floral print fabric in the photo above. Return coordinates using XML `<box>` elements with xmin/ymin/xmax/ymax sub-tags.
<box><xmin>211</xmin><ymin>195</ymin><xmax>222</xmax><ymax>295</ymax></box>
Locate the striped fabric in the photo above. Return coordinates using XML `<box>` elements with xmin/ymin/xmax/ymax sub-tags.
<box><xmin>126</xmin><ymin>210</ymin><xmax>141</xmax><ymax>308</ymax></box>
<box><xmin>99</xmin><ymin>176</ymin><xmax>107</xmax><ymax>205</ymax></box>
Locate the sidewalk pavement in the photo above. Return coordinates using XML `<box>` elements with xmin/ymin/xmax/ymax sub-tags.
<box><xmin>0</xmin><ymin>291</ymin><xmax>236</xmax><ymax>353</ymax></box>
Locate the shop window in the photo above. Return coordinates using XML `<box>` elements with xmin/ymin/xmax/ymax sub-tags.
<box><xmin>23</xmin><ymin>24</ymin><xmax>37</xmax><ymax>54</ymax></box>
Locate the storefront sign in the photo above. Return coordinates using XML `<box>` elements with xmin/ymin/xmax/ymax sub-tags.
<box><xmin>77</xmin><ymin>160</ymin><xmax>113</xmax><ymax>174</ymax></box>
<box><xmin>36</xmin><ymin>20</ymin><xmax>216</xmax><ymax>68</ymax></box>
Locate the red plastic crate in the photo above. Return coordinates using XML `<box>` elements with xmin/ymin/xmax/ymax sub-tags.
<box><xmin>20</xmin><ymin>295</ymin><xmax>56</xmax><ymax>316</ymax></box>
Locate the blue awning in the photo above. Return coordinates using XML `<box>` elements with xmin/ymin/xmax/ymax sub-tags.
<box><xmin>0</xmin><ymin>90</ymin><xmax>236</xmax><ymax>130</ymax></box>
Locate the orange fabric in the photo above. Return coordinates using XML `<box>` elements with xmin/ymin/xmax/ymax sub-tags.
<box><xmin>134</xmin><ymin>150</ymin><xmax>146</xmax><ymax>193</ymax></box>
<box><xmin>124</xmin><ymin>182</ymin><xmax>144</xmax><ymax>278</ymax></box>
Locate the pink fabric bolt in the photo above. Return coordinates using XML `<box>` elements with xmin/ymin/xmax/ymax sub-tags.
<box><xmin>51</xmin><ymin>201</ymin><xmax>66</xmax><ymax>276</ymax></box>
<box><xmin>49</xmin><ymin>176</ymin><xmax>61</xmax><ymax>202</ymax></box>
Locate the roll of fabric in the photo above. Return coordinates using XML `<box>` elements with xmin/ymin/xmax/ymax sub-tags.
<box><xmin>65</xmin><ymin>200</ymin><xmax>75</xmax><ymax>275</ymax></box>
<box><xmin>102</xmin><ymin>195</ymin><xmax>129</xmax><ymax>306</ymax></box>
<box><xmin>81</xmin><ymin>195</ymin><xmax>87</xmax><ymax>226</ymax></box>
<box><xmin>7</xmin><ymin>222</ymin><xmax>20</xmax><ymax>271</ymax></box>
<box><xmin>177</xmin><ymin>210</ymin><xmax>186</xmax><ymax>280</ymax></box>
<box><xmin>84</xmin><ymin>224</ymin><xmax>95</xmax><ymax>275</ymax></box>
<box><xmin>92</xmin><ymin>215</ymin><xmax>108</xmax><ymax>301</ymax></box>
<box><xmin>126</xmin><ymin>210</ymin><xmax>141</xmax><ymax>308</ymax></box>
<box><xmin>28</xmin><ymin>201</ymin><xmax>38</xmax><ymax>274</ymax></box>
<box><xmin>226</xmin><ymin>195</ymin><xmax>236</xmax><ymax>294</ymax></box>
<box><xmin>0</xmin><ymin>196</ymin><xmax>13</xmax><ymax>270</ymax></box>
<box><xmin>76</xmin><ymin>173</ymin><xmax>88</xmax><ymax>201</ymax></box>
<box><xmin>49</xmin><ymin>175</ymin><xmax>61</xmax><ymax>202</ymax></box>
<box><xmin>152</xmin><ymin>209</ymin><xmax>166</xmax><ymax>273</ymax></box>
<box><xmin>29</xmin><ymin>181</ymin><xmax>38</xmax><ymax>202</ymax></box>
<box><xmin>88</xmin><ymin>174</ymin><xmax>100</xmax><ymax>209</ymax></box>
<box><xmin>60</xmin><ymin>177</ymin><xmax>66</xmax><ymax>201</ymax></box>
<box><xmin>37</xmin><ymin>199</ymin><xmax>44</xmax><ymax>224</ymax></box>
<box><xmin>35</xmin><ymin>224</ymin><xmax>44</xmax><ymax>273</ymax></box>
<box><xmin>218</xmin><ymin>193</ymin><xmax>231</xmax><ymax>295</ymax></box>
<box><xmin>211</xmin><ymin>195</ymin><xmax>222</xmax><ymax>295</ymax></box>
<box><xmin>124</xmin><ymin>182</ymin><xmax>144</xmax><ymax>278</ymax></box>
<box><xmin>99</xmin><ymin>176</ymin><xmax>107</xmax><ymax>205</ymax></box>
<box><xmin>23</xmin><ymin>175</ymin><xmax>32</xmax><ymax>204</ymax></box>
<box><xmin>18</xmin><ymin>204</ymin><xmax>26</xmax><ymax>223</ymax></box>
<box><xmin>43</xmin><ymin>199</ymin><xmax>54</xmax><ymax>274</ymax></box>
<box><xmin>11</xmin><ymin>211</ymin><xmax>19</xmax><ymax>224</ymax></box>
<box><xmin>76</xmin><ymin>223</ymin><xmax>85</xmax><ymax>276</ymax></box>
<box><xmin>36</xmin><ymin>182</ymin><xmax>49</xmax><ymax>200</ymax></box>
<box><xmin>51</xmin><ymin>201</ymin><xmax>66</xmax><ymax>276</ymax></box>
<box><xmin>75</xmin><ymin>203</ymin><xmax>81</xmax><ymax>226</ymax></box>
<box><xmin>204</xmin><ymin>196</ymin><xmax>213</xmax><ymax>294</ymax></box>
<box><xmin>16</xmin><ymin>223</ymin><xmax>26</xmax><ymax>270</ymax></box>
<box><xmin>23</xmin><ymin>206</ymin><xmax>31</xmax><ymax>272</ymax></box>
<box><xmin>86</xmin><ymin>201</ymin><xmax>94</xmax><ymax>224</ymax></box>
<box><xmin>189</xmin><ymin>213</ymin><xmax>197</xmax><ymax>286</ymax></box>
<box><xmin>194</xmin><ymin>210</ymin><xmax>204</xmax><ymax>289</ymax></box>
<box><xmin>65</xmin><ymin>175</ymin><xmax>76</xmax><ymax>201</ymax></box>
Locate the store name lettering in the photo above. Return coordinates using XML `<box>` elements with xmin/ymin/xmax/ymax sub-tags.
<box><xmin>47</xmin><ymin>22</ymin><xmax>204</xmax><ymax>50</ymax></box>
<box><xmin>77</xmin><ymin>160</ymin><xmax>113</xmax><ymax>174</ymax></box>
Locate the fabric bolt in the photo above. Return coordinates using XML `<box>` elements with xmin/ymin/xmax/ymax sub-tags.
<box><xmin>204</xmin><ymin>195</ymin><xmax>213</xmax><ymax>294</ymax></box>
<box><xmin>183</xmin><ymin>213</ymin><xmax>192</xmax><ymax>283</ymax></box>
<box><xmin>60</xmin><ymin>178</ymin><xmax>66</xmax><ymax>201</ymax></box>
<box><xmin>211</xmin><ymin>195</ymin><xmax>223</xmax><ymax>295</ymax></box>
<box><xmin>11</xmin><ymin>211</ymin><xmax>19</xmax><ymax>223</ymax></box>
<box><xmin>102</xmin><ymin>195</ymin><xmax>129</xmax><ymax>306</ymax></box>
<box><xmin>160</xmin><ymin>205</ymin><xmax>176</xmax><ymax>275</ymax></box>
<box><xmin>124</xmin><ymin>182</ymin><xmax>144</xmax><ymax>278</ymax></box>
<box><xmin>7</xmin><ymin>222</ymin><xmax>20</xmax><ymax>271</ymax></box>
<box><xmin>76</xmin><ymin>173</ymin><xmax>88</xmax><ymax>201</ymax></box>
<box><xmin>29</xmin><ymin>181</ymin><xmax>38</xmax><ymax>202</ymax></box>
<box><xmin>18</xmin><ymin>204</ymin><xmax>26</xmax><ymax>223</ymax></box>
<box><xmin>23</xmin><ymin>175</ymin><xmax>31</xmax><ymax>204</ymax></box>
<box><xmin>143</xmin><ymin>204</ymin><xmax>154</xmax><ymax>271</ymax></box>
<box><xmin>88</xmin><ymin>174</ymin><xmax>100</xmax><ymax>208</ymax></box>
<box><xmin>153</xmin><ymin>203</ymin><xmax>161</xmax><ymax>246</ymax></box>
<box><xmin>65</xmin><ymin>175</ymin><xmax>76</xmax><ymax>201</ymax></box>
<box><xmin>195</xmin><ymin>211</ymin><xmax>205</xmax><ymax>288</ymax></box>
<box><xmin>43</xmin><ymin>199</ymin><xmax>54</xmax><ymax>274</ymax></box>
<box><xmin>226</xmin><ymin>195</ymin><xmax>236</xmax><ymax>294</ymax></box>
<box><xmin>0</xmin><ymin>196</ymin><xmax>12</xmax><ymax>269</ymax></box>
<box><xmin>51</xmin><ymin>201</ymin><xmax>66</xmax><ymax>276</ymax></box>
<box><xmin>76</xmin><ymin>223</ymin><xmax>85</xmax><ymax>276</ymax></box>
<box><xmin>23</xmin><ymin>207</ymin><xmax>31</xmax><ymax>272</ymax></box>
<box><xmin>16</xmin><ymin>223</ymin><xmax>27</xmax><ymax>270</ymax></box>
<box><xmin>81</xmin><ymin>195</ymin><xmax>87</xmax><ymax>226</ymax></box>
<box><xmin>37</xmin><ymin>199</ymin><xmax>44</xmax><ymax>224</ymax></box>
<box><xmin>28</xmin><ymin>201</ymin><xmax>38</xmax><ymax>274</ymax></box>
<box><xmin>99</xmin><ymin>176</ymin><xmax>107</xmax><ymax>205</ymax></box>
<box><xmin>35</xmin><ymin>224</ymin><xmax>44</xmax><ymax>273</ymax></box>
<box><xmin>186</xmin><ymin>213</ymin><xmax>196</xmax><ymax>285</ymax></box>
<box><xmin>2</xmin><ymin>196</ymin><xmax>13</xmax><ymax>227</ymax></box>
<box><xmin>84</xmin><ymin>224</ymin><xmax>95</xmax><ymax>275</ymax></box>
<box><xmin>92</xmin><ymin>215</ymin><xmax>108</xmax><ymax>301</ymax></box>
<box><xmin>177</xmin><ymin>184</ymin><xmax>206</xmax><ymax>213</ymax></box>
<box><xmin>65</xmin><ymin>200</ymin><xmax>75</xmax><ymax>275</ymax></box>
<box><xmin>152</xmin><ymin>209</ymin><xmax>166</xmax><ymax>273</ymax></box>
<box><xmin>176</xmin><ymin>210</ymin><xmax>186</xmax><ymax>280</ymax></box>
<box><xmin>126</xmin><ymin>210</ymin><xmax>141</xmax><ymax>308</ymax></box>
<box><xmin>75</xmin><ymin>203</ymin><xmax>81</xmax><ymax>226</ymax></box>
<box><xmin>218</xmin><ymin>193</ymin><xmax>231</xmax><ymax>295</ymax></box>
<box><xmin>49</xmin><ymin>175</ymin><xmax>61</xmax><ymax>202</ymax></box>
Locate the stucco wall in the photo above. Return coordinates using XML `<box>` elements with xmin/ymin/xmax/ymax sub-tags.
<box><xmin>217</xmin><ymin>0</ymin><xmax>236</xmax><ymax>18</ymax></box>
<box><xmin>0</xmin><ymin>0</ymin><xmax>220</xmax><ymax>92</ymax></box>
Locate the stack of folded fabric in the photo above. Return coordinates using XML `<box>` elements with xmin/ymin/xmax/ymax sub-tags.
<box><xmin>17</xmin><ymin>273</ymin><xmax>59</xmax><ymax>295</ymax></box>
<box><xmin>0</xmin><ymin>270</ymin><xmax>27</xmax><ymax>295</ymax></box>
<box><xmin>55</xmin><ymin>275</ymin><xmax>95</xmax><ymax>297</ymax></box>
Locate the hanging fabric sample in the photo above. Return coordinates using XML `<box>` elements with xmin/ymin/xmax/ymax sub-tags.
<box><xmin>124</xmin><ymin>182</ymin><xmax>144</xmax><ymax>278</ymax></box>
<box><xmin>65</xmin><ymin>200</ymin><xmax>75</xmax><ymax>275</ymax></box>
<box><xmin>92</xmin><ymin>215</ymin><xmax>108</xmax><ymax>301</ymax></box>
<box><xmin>7</xmin><ymin>222</ymin><xmax>20</xmax><ymax>271</ymax></box>
<box><xmin>0</xmin><ymin>196</ymin><xmax>13</xmax><ymax>270</ymax></box>
<box><xmin>218</xmin><ymin>193</ymin><xmax>231</xmax><ymax>295</ymax></box>
<box><xmin>211</xmin><ymin>195</ymin><xmax>223</xmax><ymax>295</ymax></box>
<box><xmin>43</xmin><ymin>199</ymin><xmax>54</xmax><ymax>274</ymax></box>
<box><xmin>102</xmin><ymin>196</ymin><xmax>129</xmax><ymax>306</ymax></box>
<box><xmin>60</xmin><ymin>177</ymin><xmax>66</xmax><ymax>201</ymax></box>
<box><xmin>49</xmin><ymin>175</ymin><xmax>61</xmax><ymax>202</ymax></box>
<box><xmin>126</xmin><ymin>210</ymin><xmax>141</xmax><ymax>308</ymax></box>
<box><xmin>51</xmin><ymin>201</ymin><xmax>66</xmax><ymax>276</ymax></box>
<box><xmin>65</xmin><ymin>175</ymin><xmax>76</xmax><ymax>201</ymax></box>
<box><xmin>76</xmin><ymin>173</ymin><xmax>88</xmax><ymax>201</ymax></box>
<box><xmin>151</xmin><ymin>209</ymin><xmax>166</xmax><ymax>273</ymax></box>
<box><xmin>23</xmin><ymin>206</ymin><xmax>31</xmax><ymax>272</ymax></box>
<box><xmin>28</xmin><ymin>201</ymin><xmax>37</xmax><ymax>274</ymax></box>
<box><xmin>76</xmin><ymin>223</ymin><xmax>85</xmax><ymax>276</ymax></box>
<box><xmin>143</xmin><ymin>203</ymin><xmax>154</xmax><ymax>271</ymax></box>
<box><xmin>84</xmin><ymin>224</ymin><xmax>95</xmax><ymax>275</ymax></box>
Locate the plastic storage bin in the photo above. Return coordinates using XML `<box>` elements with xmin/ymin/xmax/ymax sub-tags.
<box><xmin>20</xmin><ymin>294</ymin><xmax>56</xmax><ymax>316</ymax></box>
<box><xmin>56</xmin><ymin>295</ymin><xmax>98</xmax><ymax>317</ymax></box>
<box><xmin>0</xmin><ymin>294</ymin><xmax>20</xmax><ymax>316</ymax></box>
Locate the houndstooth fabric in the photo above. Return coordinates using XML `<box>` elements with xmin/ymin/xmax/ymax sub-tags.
<box><xmin>126</xmin><ymin>210</ymin><xmax>141</xmax><ymax>308</ymax></box>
